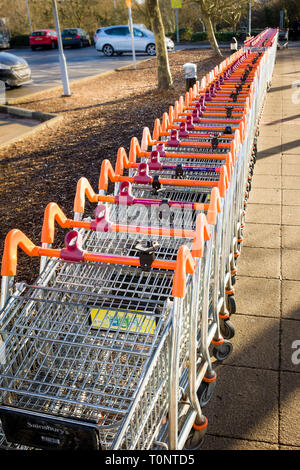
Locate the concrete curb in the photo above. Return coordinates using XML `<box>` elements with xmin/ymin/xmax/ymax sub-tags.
<box><xmin>0</xmin><ymin>103</ymin><xmax>56</xmax><ymax>121</ymax></box>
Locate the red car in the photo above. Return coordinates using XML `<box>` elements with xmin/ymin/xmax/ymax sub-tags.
<box><xmin>30</xmin><ymin>30</ymin><xmax>58</xmax><ymax>50</ymax></box>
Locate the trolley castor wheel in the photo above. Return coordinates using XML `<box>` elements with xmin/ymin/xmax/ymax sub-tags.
<box><xmin>183</xmin><ymin>419</ymin><xmax>208</xmax><ymax>450</ymax></box>
<box><xmin>220</xmin><ymin>318</ymin><xmax>235</xmax><ymax>340</ymax></box>
<box><xmin>227</xmin><ymin>294</ymin><xmax>236</xmax><ymax>316</ymax></box>
<box><xmin>197</xmin><ymin>380</ymin><xmax>217</xmax><ymax>407</ymax></box>
<box><xmin>213</xmin><ymin>340</ymin><xmax>233</xmax><ymax>361</ymax></box>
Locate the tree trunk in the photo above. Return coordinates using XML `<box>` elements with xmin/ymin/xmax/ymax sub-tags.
<box><xmin>146</xmin><ymin>0</ymin><xmax>173</xmax><ymax>90</ymax></box>
<box><xmin>198</xmin><ymin>1</ymin><xmax>223</xmax><ymax>58</ymax></box>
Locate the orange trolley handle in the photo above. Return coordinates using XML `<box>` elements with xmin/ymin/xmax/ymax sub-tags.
<box><xmin>41</xmin><ymin>201</ymin><xmax>211</xmax><ymax>257</ymax></box>
<box><xmin>98</xmin><ymin>159</ymin><xmax>229</xmax><ymax>198</ymax></box>
<box><xmin>1</xmin><ymin>229</ymin><xmax>200</xmax><ymax>299</ymax></box>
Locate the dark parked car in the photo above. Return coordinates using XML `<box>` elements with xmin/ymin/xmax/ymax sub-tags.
<box><xmin>62</xmin><ymin>28</ymin><xmax>91</xmax><ymax>48</ymax></box>
<box><xmin>0</xmin><ymin>52</ymin><xmax>32</xmax><ymax>87</ymax></box>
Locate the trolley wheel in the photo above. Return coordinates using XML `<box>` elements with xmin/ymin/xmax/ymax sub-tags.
<box><xmin>227</xmin><ymin>294</ymin><xmax>236</xmax><ymax>316</ymax></box>
<box><xmin>220</xmin><ymin>319</ymin><xmax>235</xmax><ymax>340</ymax></box>
<box><xmin>213</xmin><ymin>340</ymin><xmax>233</xmax><ymax>361</ymax></box>
<box><xmin>197</xmin><ymin>380</ymin><xmax>217</xmax><ymax>407</ymax></box>
<box><xmin>183</xmin><ymin>427</ymin><xmax>207</xmax><ymax>450</ymax></box>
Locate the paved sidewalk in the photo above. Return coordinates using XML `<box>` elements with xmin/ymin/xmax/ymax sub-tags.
<box><xmin>202</xmin><ymin>47</ymin><xmax>300</xmax><ymax>450</ymax></box>
<box><xmin>0</xmin><ymin>113</ymin><xmax>39</xmax><ymax>145</ymax></box>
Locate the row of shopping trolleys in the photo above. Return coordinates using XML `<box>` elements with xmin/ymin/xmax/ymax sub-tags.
<box><xmin>0</xmin><ymin>46</ymin><xmax>266</xmax><ymax>450</ymax></box>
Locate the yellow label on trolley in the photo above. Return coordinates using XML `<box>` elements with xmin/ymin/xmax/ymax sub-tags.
<box><xmin>90</xmin><ymin>308</ymin><xmax>156</xmax><ymax>335</ymax></box>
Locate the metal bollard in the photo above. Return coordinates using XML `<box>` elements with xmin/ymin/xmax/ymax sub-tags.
<box><xmin>183</xmin><ymin>62</ymin><xmax>197</xmax><ymax>92</ymax></box>
<box><xmin>230</xmin><ymin>37</ymin><xmax>238</xmax><ymax>54</ymax></box>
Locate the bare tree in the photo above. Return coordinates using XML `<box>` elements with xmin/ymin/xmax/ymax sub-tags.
<box><xmin>146</xmin><ymin>0</ymin><xmax>173</xmax><ymax>90</ymax></box>
<box><xmin>192</xmin><ymin>0</ymin><xmax>223</xmax><ymax>57</ymax></box>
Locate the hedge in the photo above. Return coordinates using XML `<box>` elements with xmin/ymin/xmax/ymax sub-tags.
<box><xmin>10</xmin><ymin>35</ymin><xmax>30</xmax><ymax>47</ymax></box>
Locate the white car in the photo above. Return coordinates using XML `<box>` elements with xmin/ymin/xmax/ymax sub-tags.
<box><xmin>95</xmin><ymin>24</ymin><xmax>174</xmax><ymax>56</ymax></box>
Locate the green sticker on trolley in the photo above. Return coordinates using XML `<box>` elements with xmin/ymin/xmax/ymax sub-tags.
<box><xmin>90</xmin><ymin>308</ymin><xmax>156</xmax><ymax>334</ymax></box>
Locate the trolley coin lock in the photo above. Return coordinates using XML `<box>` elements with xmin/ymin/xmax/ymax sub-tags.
<box><xmin>135</xmin><ymin>240</ymin><xmax>159</xmax><ymax>271</ymax></box>
<box><xmin>158</xmin><ymin>199</ymin><xmax>175</xmax><ymax>225</ymax></box>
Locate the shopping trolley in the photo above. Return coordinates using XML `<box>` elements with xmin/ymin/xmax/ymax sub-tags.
<box><xmin>0</xmin><ymin>28</ymin><xmax>279</xmax><ymax>450</ymax></box>
<box><xmin>0</xmin><ymin>206</ymin><xmax>228</xmax><ymax>449</ymax></box>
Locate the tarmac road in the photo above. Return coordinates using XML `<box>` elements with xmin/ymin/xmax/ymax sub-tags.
<box><xmin>4</xmin><ymin>45</ymin><xmax>150</xmax><ymax>101</ymax></box>
<box><xmin>3</xmin><ymin>42</ymin><xmax>230</xmax><ymax>102</ymax></box>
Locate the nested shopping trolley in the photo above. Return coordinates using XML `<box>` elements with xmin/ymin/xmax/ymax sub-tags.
<box><xmin>114</xmin><ymin>141</ymin><xmax>239</xmax><ymax>320</ymax></box>
<box><xmin>0</xmin><ymin>28</ymin><xmax>279</xmax><ymax>450</ymax></box>
<box><xmin>0</xmin><ymin>204</ymin><xmax>229</xmax><ymax>450</ymax></box>
<box><xmin>96</xmin><ymin>156</ymin><xmax>236</xmax><ymax>327</ymax></box>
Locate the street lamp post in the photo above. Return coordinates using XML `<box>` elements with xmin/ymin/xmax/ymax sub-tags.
<box><xmin>26</xmin><ymin>0</ymin><xmax>33</xmax><ymax>34</ymax></box>
<box><xmin>248</xmin><ymin>0</ymin><xmax>252</xmax><ymax>37</ymax></box>
<box><xmin>126</xmin><ymin>0</ymin><xmax>136</xmax><ymax>70</ymax></box>
<box><xmin>52</xmin><ymin>0</ymin><xmax>71</xmax><ymax>96</ymax></box>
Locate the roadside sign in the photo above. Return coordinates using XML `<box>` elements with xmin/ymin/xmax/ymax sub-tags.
<box><xmin>126</xmin><ymin>0</ymin><xmax>136</xmax><ymax>70</ymax></box>
<box><xmin>171</xmin><ymin>0</ymin><xmax>182</xmax><ymax>8</ymax></box>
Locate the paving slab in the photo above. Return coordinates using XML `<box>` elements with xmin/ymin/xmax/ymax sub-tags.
<box><xmin>242</xmin><ymin>223</ymin><xmax>280</xmax><ymax>249</ymax></box>
<box><xmin>235</xmin><ymin>276</ymin><xmax>281</xmax><ymax>318</ymax></box>
<box><xmin>279</xmin><ymin>445</ymin><xmax>300</xmax><ymax>450</ymax></box>
<box><xmin>226</xmin><ymin>315</ymin><xmax>280</xmax><ymax>370</ymax></box>
<box><xmin>0</xmin><ymin>113</ymin><xmax>40</xmax><ymax>145</ymax></box>
<box><xmin>282</xmin><ymin>155</ymin><xmax>300</xmax><ymax>165</ymax></box>
<box><xmin>281</xmin><ymin>141</ymin><xmax>300</xmax><ymax>154</ymax></box>
<box><xmin>282</xmin><ymin>206</ymin><xmax>300</xmax><ymax>226</ymax></box>
<box><xmin>202</xmin><ymin>435</ymin><xmax>279</xmax><ymax>450</ymax></box>
<box><xmin>259</xmin><ymin>124</ymin><xmax>282</xmax><ymax>137</ymax></box>
<box><xmin>282</xmin><ymin>280</ymin><xmax>300</xmax><ymax>320</ymax></box>
<box><xmin>248</xmin><ymin>188</ymin><xmax>281</xmax><ymax>205</ymax></box>
<box><xmin>254</xmin><ymin>161</ymin><xmax>282</xmax><ymax>175</ymax></box>
<box><xmin>238</xmin><ymin>247</ymin><xmax>280</xmax><ymax>278</ymax></box>
<box><xmin>245</xmin><ymin>204</ymin><xmax>281</xmax><ymax>225</ymax></box>
<box><xmin>257</xmin><ymin>142</ymin><xmax>282</xmax><ymax>155</ymax></box>
<box><xmin>251</xmin><ymin>174</ymin><xmax>281</xmax><ymax>189</ymax></box>
<box><xmin>279</xmin><ymin>372</ymin><xmax>300</xmax><ymax>446</ymax></box>
<box><xmin>255</xmin><ymin>153</ymin><xmax>282</xmax><ymax>163</ymax></box>
<box><xmin>282</xmin><ymin>164</ymin><xmax>300</xmax><ymax>176</ymax></box>
<box><xmin>282</xmin><ymin>249</ymin><xmax>300</xmax><ymax>280</ymax></box>
<box><xmin>282</xmin><ymin>226</ymin><xmax>300</xmax><ymax>250</ymax></box>
<box><xmin>281</xmin><ymin>176</ymin><xmax>300</xmax><ymax>189</ymax></box>
<box><xmin>282</xmin><ymin>189</ymin><xmax>300</xmax><ymax>205</ymax></box>
<box><xmin>205</xmin><ymin>365</ymin><xmax>279</xmax><ymax>443</ymax></box>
